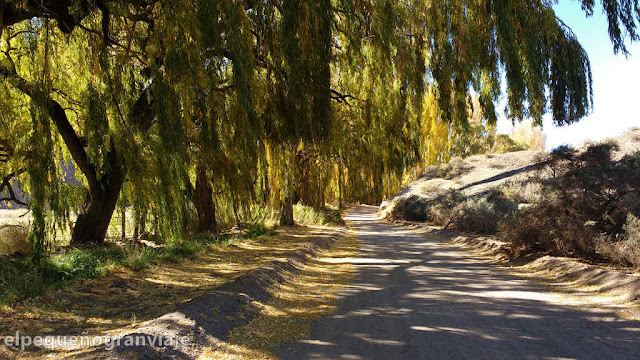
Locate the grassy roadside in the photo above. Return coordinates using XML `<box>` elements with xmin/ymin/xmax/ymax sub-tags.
<box><xmin>0</xmin><ymin>206</ymin><xmax>347</xmax><ymax>350</ymax></box>
<box><xmin>0</xmin><ymin>229</ymin><xmax>254</xmax><ymax>305</ymax></box>
<box><xmin>1</xmin><ymin>231</ymin><xmax>350</xmax><ymax>359</ymax></box>
<box><xmin>0</xmin><ymin>204</ymin><xmax>342</xmax><ymax>305</ymax></box>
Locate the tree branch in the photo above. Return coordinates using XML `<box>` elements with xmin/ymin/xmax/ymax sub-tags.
<box><xmin>330</xmin><ymin>89</ymin><xmax>364</xmax><ymax>106</ymax></box>
<box><xmin>0</xmin><ymin>64</ymin><xmax>101</xmax><ymax>194</ymax></box>
<box><xmin>2</xmin><ymin>1</ymin><xmax>158</xmax><ymax>34</ymax></box>
<box><xmin>0</xmin><ymin>171</ymin><xmax>28</xmax><ymax>206</ymax></box>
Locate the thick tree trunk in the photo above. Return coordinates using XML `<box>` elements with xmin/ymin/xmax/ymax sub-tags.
<box><xmin>1</xmin><ymin>61</ymin><xmax>155</xmax><ymax>246</ymax></box>
<box><xmin>71</xmin><ymin>171</ymin><xmax>125</xmax><ymax>245</ymax></box>
<box><xmin>195</xmin><ymin>165</ymin><xmax>217</xmax><ymax>233</ymax></box>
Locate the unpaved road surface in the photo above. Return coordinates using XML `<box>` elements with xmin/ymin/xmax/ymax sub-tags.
<box><xmin>277</xmin><ymin>206</ymin><xmax>640</xmax><ymax>360</ymax></box>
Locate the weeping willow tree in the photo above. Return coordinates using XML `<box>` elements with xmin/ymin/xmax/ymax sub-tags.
<box><xmin>0</xmin><ymin>0</ymin><xmax>638</xmax><ymax>261</ymax></box>
<box><xmin>246</xmin><ymin>0</ymin><xmax>334</xmax><ymax>225</ymax></box>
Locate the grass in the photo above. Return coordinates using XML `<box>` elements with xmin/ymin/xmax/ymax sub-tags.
<box><xmin>0</xmin><ymin>226</ymin><xmax>348</xmax><ymax>360</ymax></box>
<box><xmin>0</xmin><ymin>204</ymin><xmax>342</xmax><ymax>305</ymax></box>
<box><xmin>0</xmin><ymin>235</ymin><xmax>221</xmax><ymax>304</ymax></box>
<box><xmin>293</xmin><ymin>203</ymin><xmax>345</xmax><ymax>227</ymax></box>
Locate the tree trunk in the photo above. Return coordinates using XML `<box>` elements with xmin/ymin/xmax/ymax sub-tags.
<box><xmin>0</xmin><ymin>62</ymin><xmax>155</xmax><ymax>247</ymax></box>
<box><xmin>280</xmin><ymin>153</ymin><xmax>295</xmax><ymax>226</ymax></box>
<box><xmin>120</xmin><ymin>205</ymin><xmax>126</xmax><ymax>241</ymax></box>
<box><xmin>231</xmin><ymin>189</ymin><xmax>241</xmax><ymax>226</ymax></box>
<box><xmin>299</xmin><ymin>155</ymin><xmax>311</xmax><ymax>206</ymax></box>
<box><xmin>135</xmin><ymin>208</ymin><xmax>146</xmax><ymax>239</ymax></box>
<box><xmin>338</xmin><ymin>160</ymin><xmax>343</xmax><ymax>211</ymax></box>
<box><xmin>280</xmin><ymin>188</ymin><xmax>294</xmax><ymax>226</ymax></box>
<box><xmin>195</xmin><ymin>165</ymin><xmax>217</xmax><ymax>233</ymax></box>
<box><xmin>71</xmin><ymin>170</ymin><xmax>125</xmax><ymax>245</ymax></box>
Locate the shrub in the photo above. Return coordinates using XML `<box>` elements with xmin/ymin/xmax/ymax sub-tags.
<box><xmin>48</xmin><ymin>248</ymin><xmax>104</xmax><ymax>279</ymax></box>
<box><xmin>0</xmin><ymin>257</ymin><xmax>44</xmax><ymax>303</ymax></box>
<box><xmin>448</xmin><ymin>191</ymin><xmax>518</xmax><ymax>234</ymax></box>
<box><xmin>501</xmin><ymin>143</ymin><xmax>640</xmax><ymax>262</ymax></box>
<box><xmin>499</xmin><ymin>196</ymin><xmax>603</xmax><ymax>257</ymax></box>
<box><xmin>427</xmin><ymin>190</ymin><xmax>465</xmax><ymax>226</ymax></box>
<box><xmin>453</xmin><ymin>198</ymin><xmax>499</xmax><ymax>233</ymax></box>
<box><xmin>500</xmin><ymin>181</ymin><xmax>544</xmax><ymax>204</ymax></box>
<box><xmin>390</xmin><ymin>189</ymin><xmax>517</xmax><ymax>234</ymax></box>
<box><xmin>388</xmin><ymin>195</ymin><xmax>430</xmax><ymax>221</ymax></box>
<box><xmin>596</xmin><ymin>214</ymin><xmax>640</xmax><ymax>268</ymax></box>
<box><xmin>125</xmin><ymin>247</ymin><xmax>160</xmax><ymax>270</ymax></box>
<box><xmin>390</xmin><ymin>187</ymin><xmax>520</xmax><ymax>234</ymax></box>
<box><xmin>245</xmin><ymin>204</ymin><xmax>279</xmax><ymax>229</ymax></box>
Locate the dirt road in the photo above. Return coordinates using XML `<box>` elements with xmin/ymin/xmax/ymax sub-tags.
<box><xmin>277</xmin><ymin>205</ymin><xmax>640</xmax><ymax>360</ymax></box>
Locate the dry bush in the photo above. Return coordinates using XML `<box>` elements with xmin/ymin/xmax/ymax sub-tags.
<box><xmin>450</xmin><ymin>191</ymin><xmax>518</xmax><ymax>233</ymax></box>
<box><xmin>500</xmin><ymin>143</ymin><xmax>640</xmax><ymax>262</ymax></box>
<box><xmin>427</xmin><ymin>190</ymin><xmax>465</xmax><ymax>226</ymax></box>
<box><xmin>452</xmin><ymin>198</ymin><xmax>501</xmax><ymax>233</ymax></box>
<box><xmin>391</xmin><ymin>187</ymin><xmax>520</xmax><ymax>235</ymax></box>
<box><xmin>596</xmin><ymin>214</ymin><xmax>640</xmax><ymax>268</ymax></box>
<box><xmin>499</xmin><ymin>200</ymin><xmax>600</xmax><ymax>257</ymax></box>
<box><xmin>412</xmin><ymin>190</ymin><xmax>517</xmax><ymax>234</ymax></box>
<box><xmin>500</xmin><ymin>181</ymin><xmax>545</xmax><ymax>204</ymax></box>
<box><xmin>389</xmin><ymin>195</ymin><xmax>430</xmax><ymax>221</ymax></box>
<box><xmin>419</xmin><ymin>158</ymin><xmax>472</xmax><ymax>180</ymax></box>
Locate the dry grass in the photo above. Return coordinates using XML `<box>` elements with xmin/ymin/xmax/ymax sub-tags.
<box><xmin>197</xmin><ymin>233</ymin><xmax>359</xmax><ymax>359</ymax></box>
<box><xmin>0</xmin><ymin>209</ymin><xmax>30</xmax><ymax>227</ymax></box>
<box><xmin>0</xmin><ymin>225</ymin><xmax>344</xmax><ymax>346</ymax></box>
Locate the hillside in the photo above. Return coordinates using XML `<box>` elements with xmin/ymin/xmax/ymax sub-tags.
<box><xmin>381</xmin><ymin>149</ymin><xmax>543</xmax><ymax>220</ymax></box>
<box><xmin>381</xmin><ymin>128</ymin><xmax>640</xmax><ymax>268</ymax></box>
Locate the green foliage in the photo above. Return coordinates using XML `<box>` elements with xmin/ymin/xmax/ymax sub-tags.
<box><xmin>47</xmin><ymin>248</ymin><xmax>109</xmax><ymax>279</ymax></box>
<box><xmin>0</xmin><ymin>1</ymin><xmax>638</xmax><ymax>266</ymax></box>
<box><xmin>0</xmin><ymin>233</ymin><xmax>227</xmax><ymax>304</ymax></box>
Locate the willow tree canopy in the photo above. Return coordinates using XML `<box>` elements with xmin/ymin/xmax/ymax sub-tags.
<box><xmin>0</xmin><ymin>0</ymin><xmax>638</xmax><ymax>251</ymax></box>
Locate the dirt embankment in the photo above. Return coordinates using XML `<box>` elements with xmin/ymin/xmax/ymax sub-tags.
<box><xmin>100</xmin><ymin>235</ymin><xmax>341</xmax><ymax>360</ymax></box>
<box><xmin>450</xmin><ymin>230</ymin><xmax>640</xmax><ymax>319</ymax></box>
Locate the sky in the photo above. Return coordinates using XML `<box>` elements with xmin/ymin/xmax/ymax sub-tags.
<box><xmin>496</xmin><ymin>1</ymin><xmax>640</xmax><ymax>150</ymax></box>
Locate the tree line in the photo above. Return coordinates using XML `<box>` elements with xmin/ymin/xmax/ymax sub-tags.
<box><xmin>0</xmin><ymin>0</ymin><xmax>637</xmax><ymax>263</ymax></box>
